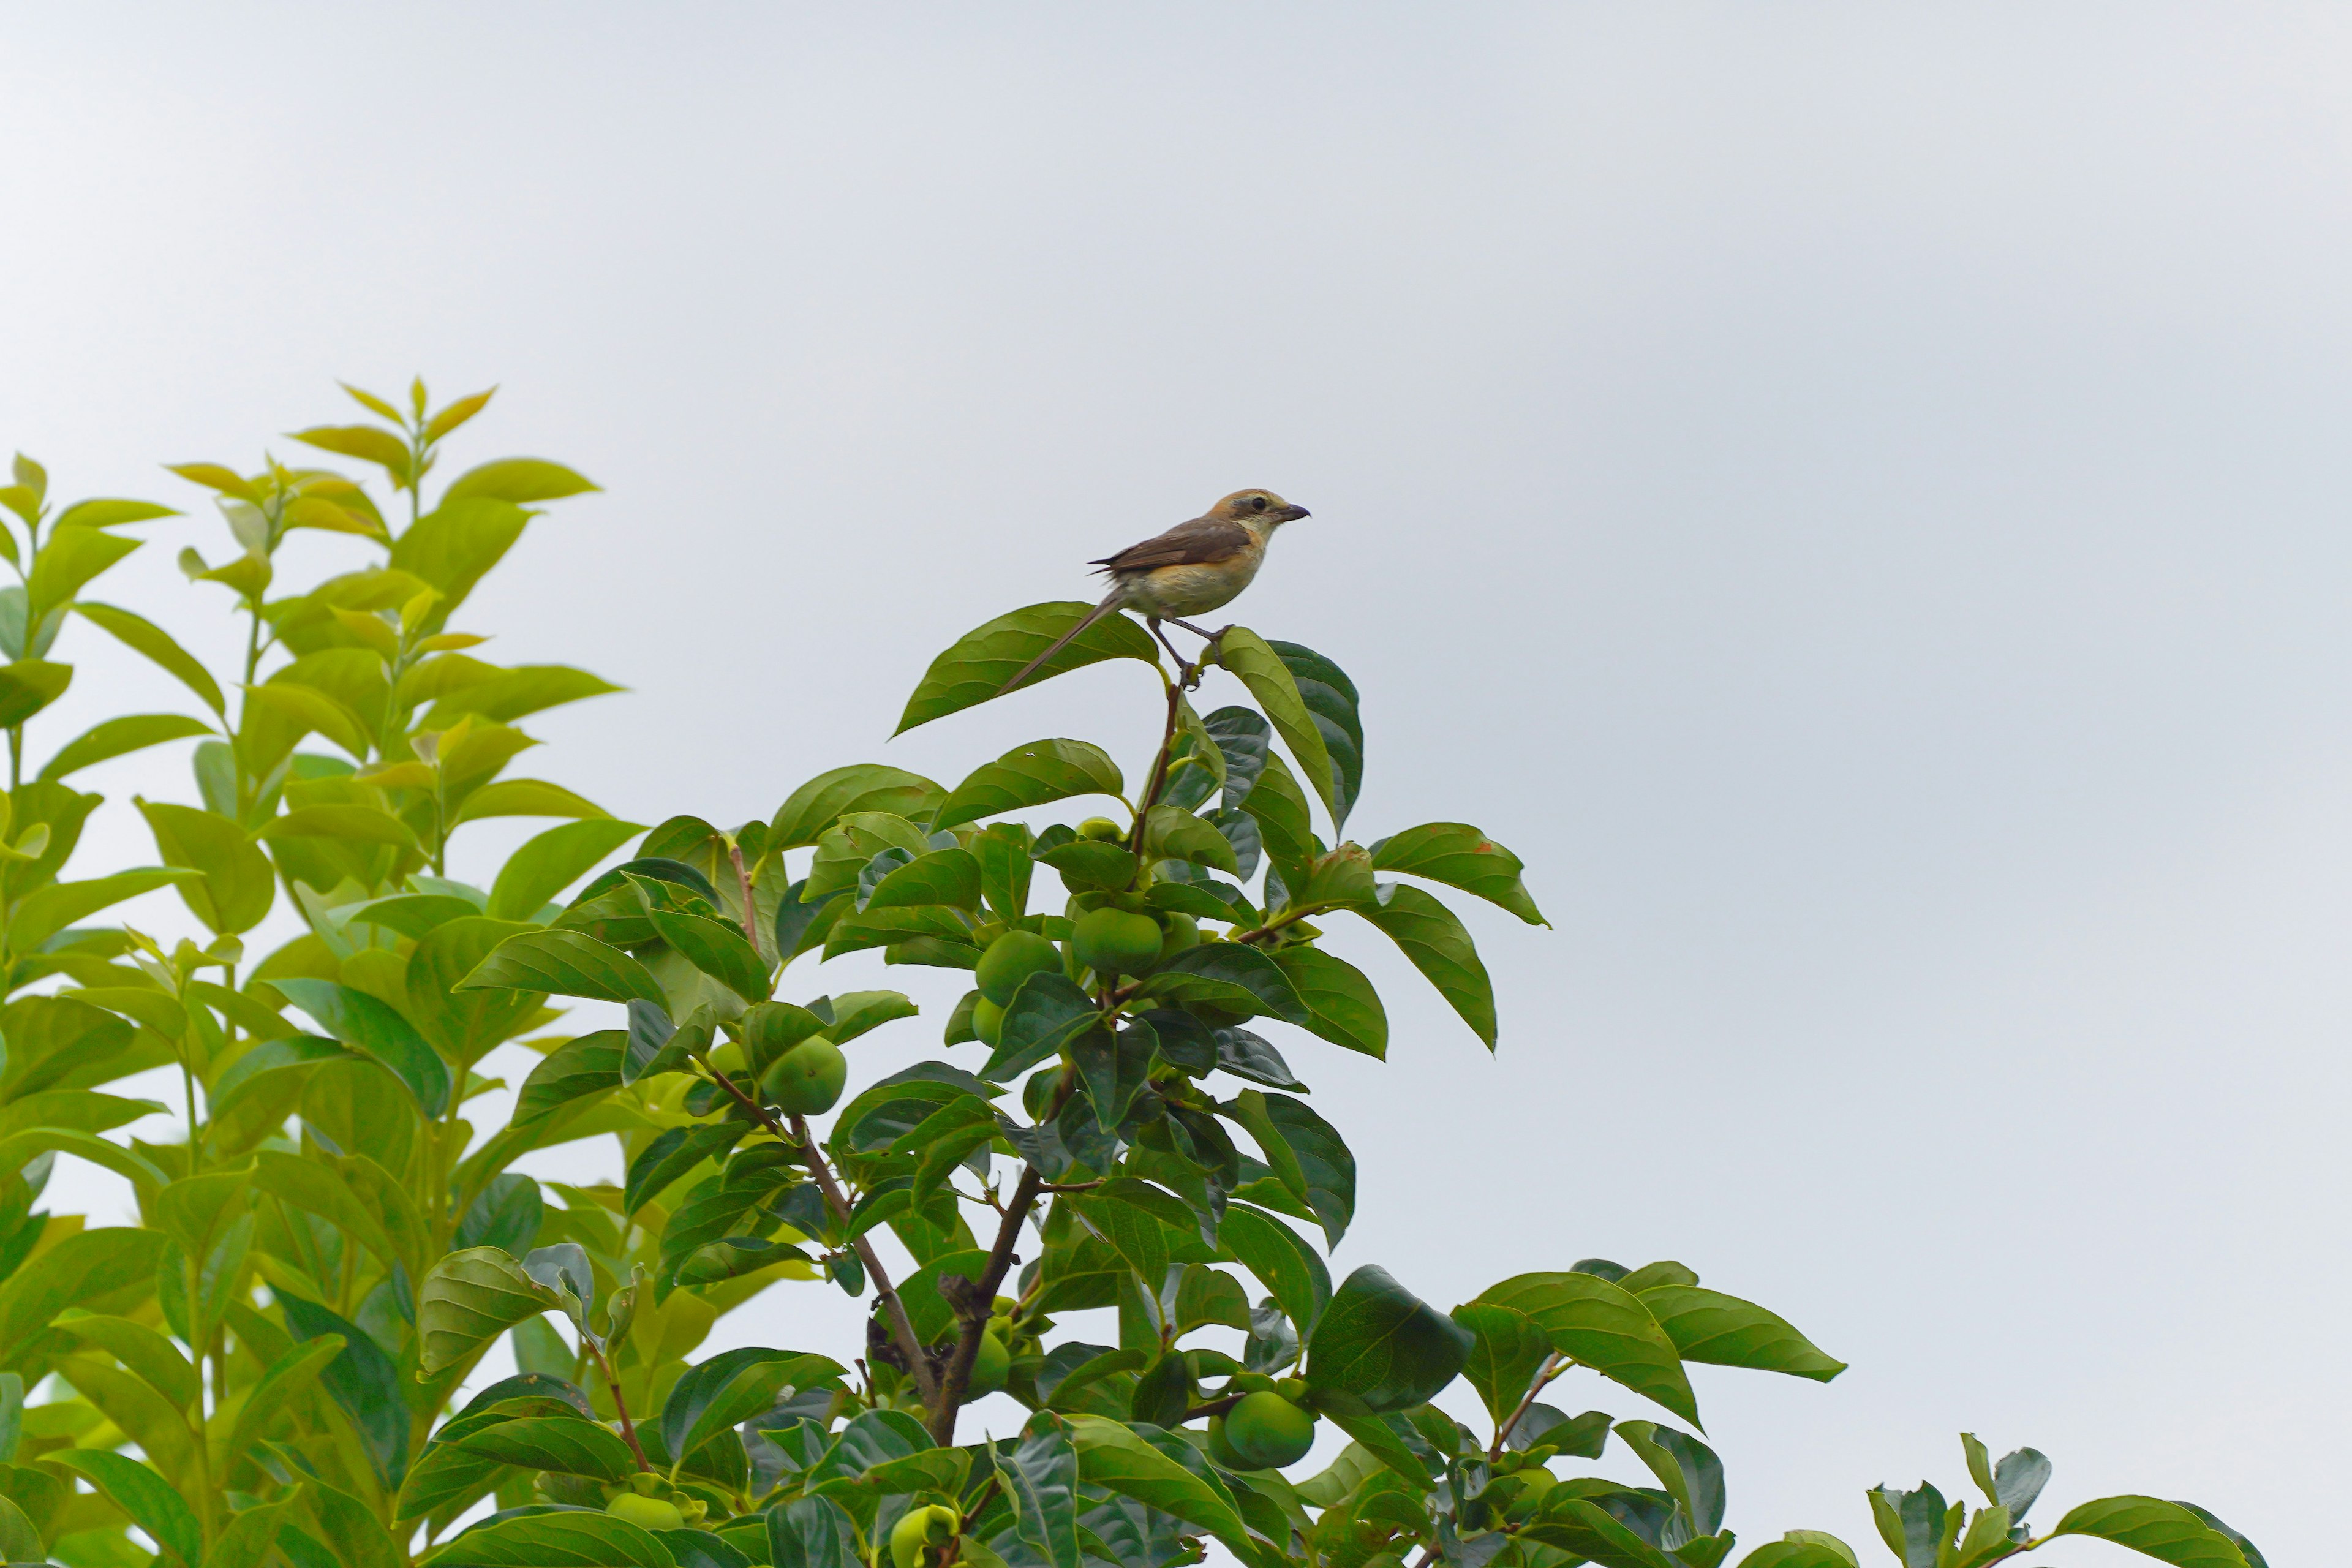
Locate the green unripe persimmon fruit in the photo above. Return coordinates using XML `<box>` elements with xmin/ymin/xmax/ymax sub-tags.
<box><xmin>1205</xmin><ymin>1414</ymin><xmax>1245</xmax><ymax>1469</ymax></box>
<box><xmin>976</xmin><ymin>930</ymin><xmax>1063</xmax><ymax>1006</ymax></box>
<box><xmin>1023</xmin><ymin>1070</ymin><xmax>1059</xmax><ymax>1121</ymax></box>
<box><xmin>1077</xmin><ymin>816</ymin><xmax>1125</xmax><ymax>842</ymax></box>
<box><xmin>605</xmin><ymin>1493</ymin><xmax>685</xmax><ymax>1531</ymax></box>
<box><xmin>1073</xmin><ymin>908</ymin><xmax>1163</xmax><ymax>977</ymax></box>
<box><xmin>971</xmin><ymin>996</ymin><xmax>1005</xmax><ymax>1047</ymax></box>
<box><xmin>965</xmin><ymin>1330</ymin><xmax>1011</xmax><ymax>1397</ymax></box>
<box><xmin>1223</xmin><ymin>1390</ymin><xmax>1317</xmax><ymax>1469</ymax></box>
<box><xmin>1507</xmin><ymin>1466</ymin><xmax>1556</xmax><ymax>1520</ymax></box>
<box><xmin>760</xmin><ymin>1038</ymin><xmax>846</xmax><ymax>1115</ymax></box>
<box><xmin>1158</xmin><ymin>911</ymin><xmax>1200</xmax><ymax>960</ymax></box>
<box><xmin>890</xmin><ymin>1504</ymin><xmax>962</xmax><ymax>1568</ymax></box>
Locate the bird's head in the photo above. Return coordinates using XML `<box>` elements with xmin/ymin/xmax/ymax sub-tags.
<box><xmin>1212</xmin><ymin>489</ymin><xmax>1311</xmax><ymax>530</ymax></box>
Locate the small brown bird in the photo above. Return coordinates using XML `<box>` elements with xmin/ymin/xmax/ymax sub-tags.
<box><xmin>1000</xmin><ymin>489</ymin><xmax>1311</xmax><ymax>693</ymax></box>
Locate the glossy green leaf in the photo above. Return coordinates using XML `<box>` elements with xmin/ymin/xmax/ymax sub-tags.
<box><xmin>647</xmin><ymin>907</ymin><xmax>769</xmax><ymax>1004</ymax></box>
<box><xmin>934</xmin><ymin>739</ymin><xmax>1125</xmax><ymax>831</ymax></box>
<box><xmin>453</xmin><ymin>778</ymin><xmax>609</xmax><ymax>824</ymax></box>
<box><xmin>74</xmin><ymin>603</ymin><xmax>227</xmax><ymax>715</ymax></box>
<box><xmin>0</xmin><ymin>1494</ymin><xmax>39</xmax><ymax>1564</ymax></box>
<box><xmin>1269</xmin><ymin>946</ymin><xmax>1386</xmax><ymax>1059</ymax></box>
<box><xmin>1616</xmin><ymin>1421</ymin><xmax>1724</xmax><ymax>1536</ymax></box>
<box><xmin>1219</xmin><ymin>1204</ymin><xmax>1332</xmax><ymax>1338</ymax></box>
<box><xmin>487</xmin><ymin>819</ymin><xmax>646</xmax><ymax>920</ymax></box>
<box><xmin>37</xmin><ymin>714</ymin><xmax>213</xmax><ymax>783</ymax></box>
<box><xmin>1066</xmin><ymin>1416</ymin><xmax>1253</xmax><ymax>1554</ymax></box>
<box><xmin>47</xmin><ymin>1450</ymin><xmax>200</xmax><ymax>1565</ymax></box>
<box><xmin>1234</xmin><ymin>1091</ymin><xmax>1352</xmax><ymax>1245</ymax></box>
<box><xmin>28</xmin><ymin>529</ymin><xmax>139</xmax><ymax>624</ymax></box>
<box><xmin>1305</xmin><ymin>1265</ymin><xmax>1472</xmax><ymax>1416</ymax></box>
<box><xmin>454</xmin><ymin>1417</ymin><xmax>634</xmax><ymax>1482</ymax></box>
<box><xmin>262</xmin><ymin>805</ymin><xmax>422</xmax><ymax>850</ymax></box>
<box><xmin>271</xmin><ymin>979</ymin><xmax>452</xmax><ymax>1119</ymax></box>
<box><xmin>981</xmin><ymin>971</ymin><xmax>1100</xmax><ymax>1082</ymax></box>
<box><xmin>458</xmin><ymin>929</ymin><xmax>668</xmax><ymax>1008</ymax></box>
<box><xmin>290</xmin><ymin>424</ymin><xmax>412</xmax><ymax>476</ymax></box>
<box><xmin>766</xmin><ymin>1496</ymin><xmax>860</xmax><ymax>1568</ymax></box>
<box><xmin>897</xmin><ymin>601</ymin><xmax>1159</xmax><ymax>734</ymax></box>
<box><xmin>1370</xmin><ymin>823</ymin><xmax>1545</xmax><ymax>926</ymax></box>
<box><xmin>1353</xmin><ymin>882</ymin><xmax>1496</xmax><ymax>1049</ymax></box>
<box><xmin>1002</xmin><ymin>1420</ymin><xmax>1082</xmax><ymax>1568</ymax></box>
<box><xmin>1143</xmin><ymin>805</ymin><xmax>1239</xmax><ymax>876</ymax></box>
<box><xmin>1635</xmin><ymin>1287</ymin><xmax>1845</xmax><ymax>1382</ymax></box>
<box><xmin>54</xmin><ymin>1316</ymin><xmax>198</xmax><ymax>1411</ymax></box>
<box><xmin>1736</xmin><ymin>1544</ymin><xmax>1858</xmax><ymax>1568</ymax></box>
<box><xmin>1266</xmin><ymin>639</ymin><xmax>1363</xmax><ymax>831</ymax></box>
<box><xmin>2051</xmin><ymin>1497</ymin><xmax>2253</xmax><ymax>1568</ymax></box>
<box><xmin>7</xmin><ymin>867</ymin><xmax>199</xmax><ymax>951</ymax></box>
<box><xmin>279</xmin><ymin>1294</ymin><xmax>410</xmax><ymax>1488</ymax></box>
<box><xmin>1452</xmin><ymin>1302</ymin><xmax>1552</xmax><ymax>1428</ymax></box>
<box><xmin>421</xmin><ymin>1510</ymin><xmax>669</xmax><ymax>1568</ymax></box>
<box><xmin>221</xmin><ymin>1336</ymin><xmax>345</xmax><ymax>1471</ymax></box>
<box><xmin>1213</xmin><ymin>628</ymin><xmax>1337</xmax><ymax>824</ymax></box>
<box><xmin>660</xmin><ymin>1348</ymin><xmax>843</xmax><ymax>1466</ymax></box>
<box><xmin>137</xmin><ymin>801</ymin><xmax>274</xmax><ymax>934</ymax></box>
<box><xmin>1134</xmin><ymin>943</ymin><xmax>1308</xmax><ymax>1025</ymax></box>
<box><xmin>1238</xmin><ymin>748</ymin><xmax>1314</xmax><ymax>891</ymax></box>
<box><xmin>769</xmin><ymin>765</ymin><xmax>943</xmax><ymax>848</ymax></box>
<box><xmin>1477</xmin><ymin>1272</ymin><xmax>1699</xmax><ymax>1428</ymax></box>
<box><xmin>863</xmin><ymin>848</ymin><xmax>982</xmax><ymax>913</ymax></box>
<box><xmin>53</xmin><ymin>498</ymin><xmax>176</xmax><ymax>530</ymax></box>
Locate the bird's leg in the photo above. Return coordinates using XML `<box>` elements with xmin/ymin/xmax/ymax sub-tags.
<box><xmin>1166</xmin><ymin>617</ymin><xmax>1222</xmax><ymax>640</ymax></box>
<box><xmin>1148</xmin><ymin>618</ymin><xmax>1204</xmax><ymax>687</ymax></box>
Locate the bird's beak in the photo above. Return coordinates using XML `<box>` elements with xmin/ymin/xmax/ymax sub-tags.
<box><xmin>1276</xmin><ymin>504</ymin><xmax>1311</xmax><ymax>522</ymax></box>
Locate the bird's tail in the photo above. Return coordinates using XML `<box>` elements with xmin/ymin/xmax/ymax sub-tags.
<box><xmin>998</xmin><ymin>592</ymin><xmax>1122</xmax><ymax>696</ymax></box>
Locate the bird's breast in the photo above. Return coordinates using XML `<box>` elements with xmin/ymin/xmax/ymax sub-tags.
<box><xmin>1120</xmin><ymin>550</ymin><xmax>1265</xmax><ymax>617</ymax></box>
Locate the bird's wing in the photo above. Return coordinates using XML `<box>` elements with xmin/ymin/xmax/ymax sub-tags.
<box><xmin>1090</xmin><ymin>515</ymin><xmax>1255</xmax><ymax>573</ymax></box>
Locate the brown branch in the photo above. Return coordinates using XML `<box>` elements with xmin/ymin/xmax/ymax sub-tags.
<box><xmin>1490</xmin><ymin>1352</ymin><xmax>1566</xmax><ymax>1459</ymax></box>
<box><xmin>1125</xmin><ymin>675</ymin><xmax>1188</xmax><ymax>878</ymax></box>
<box><xmin>588</xmin><ymin>1342</ymin><xmax>652</xmax><ymax>1471</ymax></box>
<box><xmin>701</xmin><ymin>1064</ymin><xmax>940</xmax><ymax>1406</ymax></box>
<box><xmin>927</xmin><ymin>1162</ymin><xmax>1044</xmax><ymax>1444</ymax></box>
<box><xmin>1178</xmin><ymin>1393</ymin><xmax>1246</xmax><ymax>1423</ymax></box>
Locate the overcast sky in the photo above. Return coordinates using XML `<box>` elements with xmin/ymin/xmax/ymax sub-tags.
<box><xmin>4</xmin><ymin>5</ymin><xmax>2340</xmax><ymax>1561</ymax></box>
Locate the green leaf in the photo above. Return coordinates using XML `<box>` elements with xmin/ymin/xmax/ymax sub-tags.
<box><xmin>1065</xmin><ymin>1416</ymin><xmax>1253</xmax><ymax>1555</ymax></box>
<box><xmin>1522</xmin><ymin>1496</ymin><xmax>1681</xmax><ymax>1568</ymax></box>
<box><xmin>430</xmin><ymin>666</ymin><xmax>622</xmax><ymax>726</ymax></box>
<box><xmin>417</xmin><ymin>1248</ymin><xmax>565</xmax><ymax>1376</ymax></box>
<box><xmin>1352</xmin><ymin>883</ymin><xmax>1496</xmax><ymax>1049</ymax></box>
<box><xmin>221</xmin><ymin>1337</ymin><xmax>345</xmax><ymax>1476</ymax></box>
<box><xmin>1218</xmin><ymin>1204</ymin><xmax>1332</xmax><ymax>1338</ymax></box>
<box><xmin>1233</xmin><ymin>1091</ymin><xmax>1353</xmax><ymax>1245</ymax></box>
<box><xmin>1303</xmin><ymin>1265</ymin><xmax>1472</xmax><ymax>1415</ymax></box>
<box><xmin>28</xmin><ymin>529</ymin><xmax>140</xmax><ymax>624</ymax></box>
<box><xmin>137</xmin><ymin>801</ymin><xmax>275</xmax><ymax>934</ymax></box>
<box><xmin>0</xmin><ymin>1495</ymin><xmax>40</xmax><ymax>1564</ymax></box>
<box><xmin>981</xmin><ymin>971</ymin><xmax>1101</xmax><ymax>1082</ymax></box>
<box><xmin>7</xmin><ymin>867</ymin><xmax>200</xmax><ymax>951</ymax></box>
<box><xmin>1615</xmin><ymin>1421</ymin><xmax>1724</xmax><ymax>1536</ymax></box>
<box><xmin>244</xmin><ymin>681</ymin><xmax>372</xmax><ymax>761</ymax></box>
<box><xmin>489</xmin><ymin>819</ymin><xmax>647</xmax><ymax>920</ymax></box>
<box><xmin>1143</xmin><ymin>806</ymin><xmax>1239</xmax><ymax>876</ymax></box>
<box><xmin>74</xmin><ymin>603</ymin><xmax>227</xmax><ymax>715</ymax></box>
<box><xmin>934</xmin><ymin>739</ymin><xmax>1125</xmax><ymax>831</ymax></box>
<box><xmin>1477</xmin><ymin>1272</ymin><xmax>1699</xmax><ymax>1428</ymax></box>
<box><xmin>769</xmin><ymin>765</ymin><xmax>944</xmax><ymax>848</ymax></box>
<box><xmin>1452</xmin><ymin>1302</ymin><xmax>1551</xmax><ymax>1428</ymax></box>
<box><xmin>458</xmin><ymin>929</ymin><xmax>668</xmax><ymax>1008</ymax></box>
<box><xmin>0</xmin><ymin>662</ymin><xmax>72</xmax><ymax>728</ymax></box>
<box><xmin>766</xmin><ymin>1496</ymin><xmax>860</xmax><ymax>1568</ymax></box>
<box><xmin>249</xmin><ymin>1152</ymin><xmax>407</xmax><ymax>1278</ymax></box>
<box><xmin>38</xmin><ymin>714</ymin><xmax>213</xmax><ymax>782</ymax></box>
<box><xmin>453</xmin><ymin>779</ymin><xmax>611</xmax><ymax>825</ymax></box>
<box><xmin>279</xmin><ymin>1294</ymin><xmax>410</xmax><ymax>1489</ymax></box>
<box><xmin>1001</xmin><ymin>1420</ymin><xmax>1082</xmax><ymax>1568</ymax></box>
<box><xmin>1735</xmin><ymin>1542</ymin><xmax>1858</xmax><ymax>1568</ymax></box>
<box><xmin>290</xmin><ymin>424</ymin><xmax>412</xmax><ymax>477</ymax></box>
<box><xmin>0</xmin><ymin>1229</ymin><xmax>167</xmax><ymax>1367</ymax></box>
<box><xmin>660</xmin><ymin>1349</ymin><xmax>842</xmax><ymax>1466</ymax></box>
<box><xmin>409</xmin><ymin>918</ymin><xmax>547</xmax><ymax>1065</ymax></box>
<box><xmin>53</xmin><ymin>497</ymin><xmax>175</xmax><ymax>530</ymax></box>
<box><xmin>2051</xmin><ymin>1497</ymin><xmax>2254</xmax><ymax>1568</ymax></box>
<box><xmin>272</xmin><ymin>979</ymin><xmax>453</xmax><ymax>1119</ymax></box>
<box><xmin>1370</xmin><ymin>823</ymin><xmax>1545</xmax><ymax>926</ymax></box>
<box><xmin>1268</xmin><ymin>946</ymin><xmax>1386</xmax><ymax>1058</ymax></box>
<box><xmin>864</xmin><ymin>848</ymin><xmax>981</xmax><ymax>913</ymax></box>
<box><xmin>202</xmin><ymin>1496</ymin><xmax>293</xmax><ymax>1568</ymax></box>
<box><xmin>440</xmin><ymin>459</ymin><xmax>601</xmax><ymax>505</ymax></box>
<box><xmin>454</xmin><ymin>1417</ymin><xmax>635</xmax><ymax>1482</ymax></box>
<box><xmin>54</xmin><ymin>1316</ymin><xmax>199</xmax><ymax>1411</ymax></box>
<box><xmin>1212</xmin><ymin>628</ymin><xmax>1336</xmax><ymax>824</ymax></box>
<box><xmin>1266</xmin><ymin>640</ymin><xmax>1364</xmax><ymax>831</ymax></box>
<box><xmin>48</xmin><ymin>1450</ymin><xmax>200</xmax><ymax>1564</ymax></box>
<box><xmin>262</xmin><ymin>805</ymin><xmax>423</xmax><ymax>850</ymax></box>
<box><xmin>897</xmin><ymin>601</ymin><xmax>1159</xmax><ymax>734</ymax></box>
<box><xmin>421</xmin><ymin>1510</ymin><xmax>671</xmax><ymax>1568</ymax></box>
<box><xmin>1635</xmin><ymin>1287</ymin><xmax>1845</xmax><ymax>1382</ymax></box>
<box><xmin>1134</xmin><ymin>943</ymin><xmax>1308</xmax><ymax>1025</ymax></box>
<box><xmin>1238</xmin><ymin>748</ymin><xmax>1315</xmax><ymax>891</ymax></box>
<box><xmin>647</xmin><ymin>908</ymin><xmax>769</xmax><ymax>1005</ymax></box>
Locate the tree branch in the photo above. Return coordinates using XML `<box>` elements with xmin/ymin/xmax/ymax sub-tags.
<box><xmin>701</xmin><ymin>1064</ymin><xmax>940</xmax><ymax>1406</ymax></box>
<box><xmin>927</xmin><ymin>1161</ymin><xmax>1045</xmax><ymax>1444</ymax></box>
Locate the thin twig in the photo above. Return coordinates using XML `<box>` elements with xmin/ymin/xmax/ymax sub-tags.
<box><xmin>701</xmin><ymin>1064</ymin><xmax>940</xmax><ymax>1406</ymax></box>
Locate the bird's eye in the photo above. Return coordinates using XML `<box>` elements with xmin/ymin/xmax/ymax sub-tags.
<box><xmin>1250</xmin><ymin>496</ymin><xmax>1268</xmax><ymax>511</ymax></box>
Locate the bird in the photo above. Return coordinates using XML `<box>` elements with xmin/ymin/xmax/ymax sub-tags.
<box><xmin>998</xmin><ymin>489</ymin><xmax>1311</xmax><ymax>694</ymax></box>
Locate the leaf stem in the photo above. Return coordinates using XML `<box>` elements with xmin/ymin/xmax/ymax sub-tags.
<box><xmin>1490</xmin><ymin>1352</ymin><xmax>1566</xmax><ymax>1458</ymax></box>
<box><xmin>587</xmin><ymin>1340</ymin><xmax>652</xmax><ymax>1471</ymax></box>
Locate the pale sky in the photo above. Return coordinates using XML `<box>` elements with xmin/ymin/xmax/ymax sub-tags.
<box><xmin>4</xmin><ymin>6</ymin><xmax>2342</xmax><ymax>1562</ymax></box>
